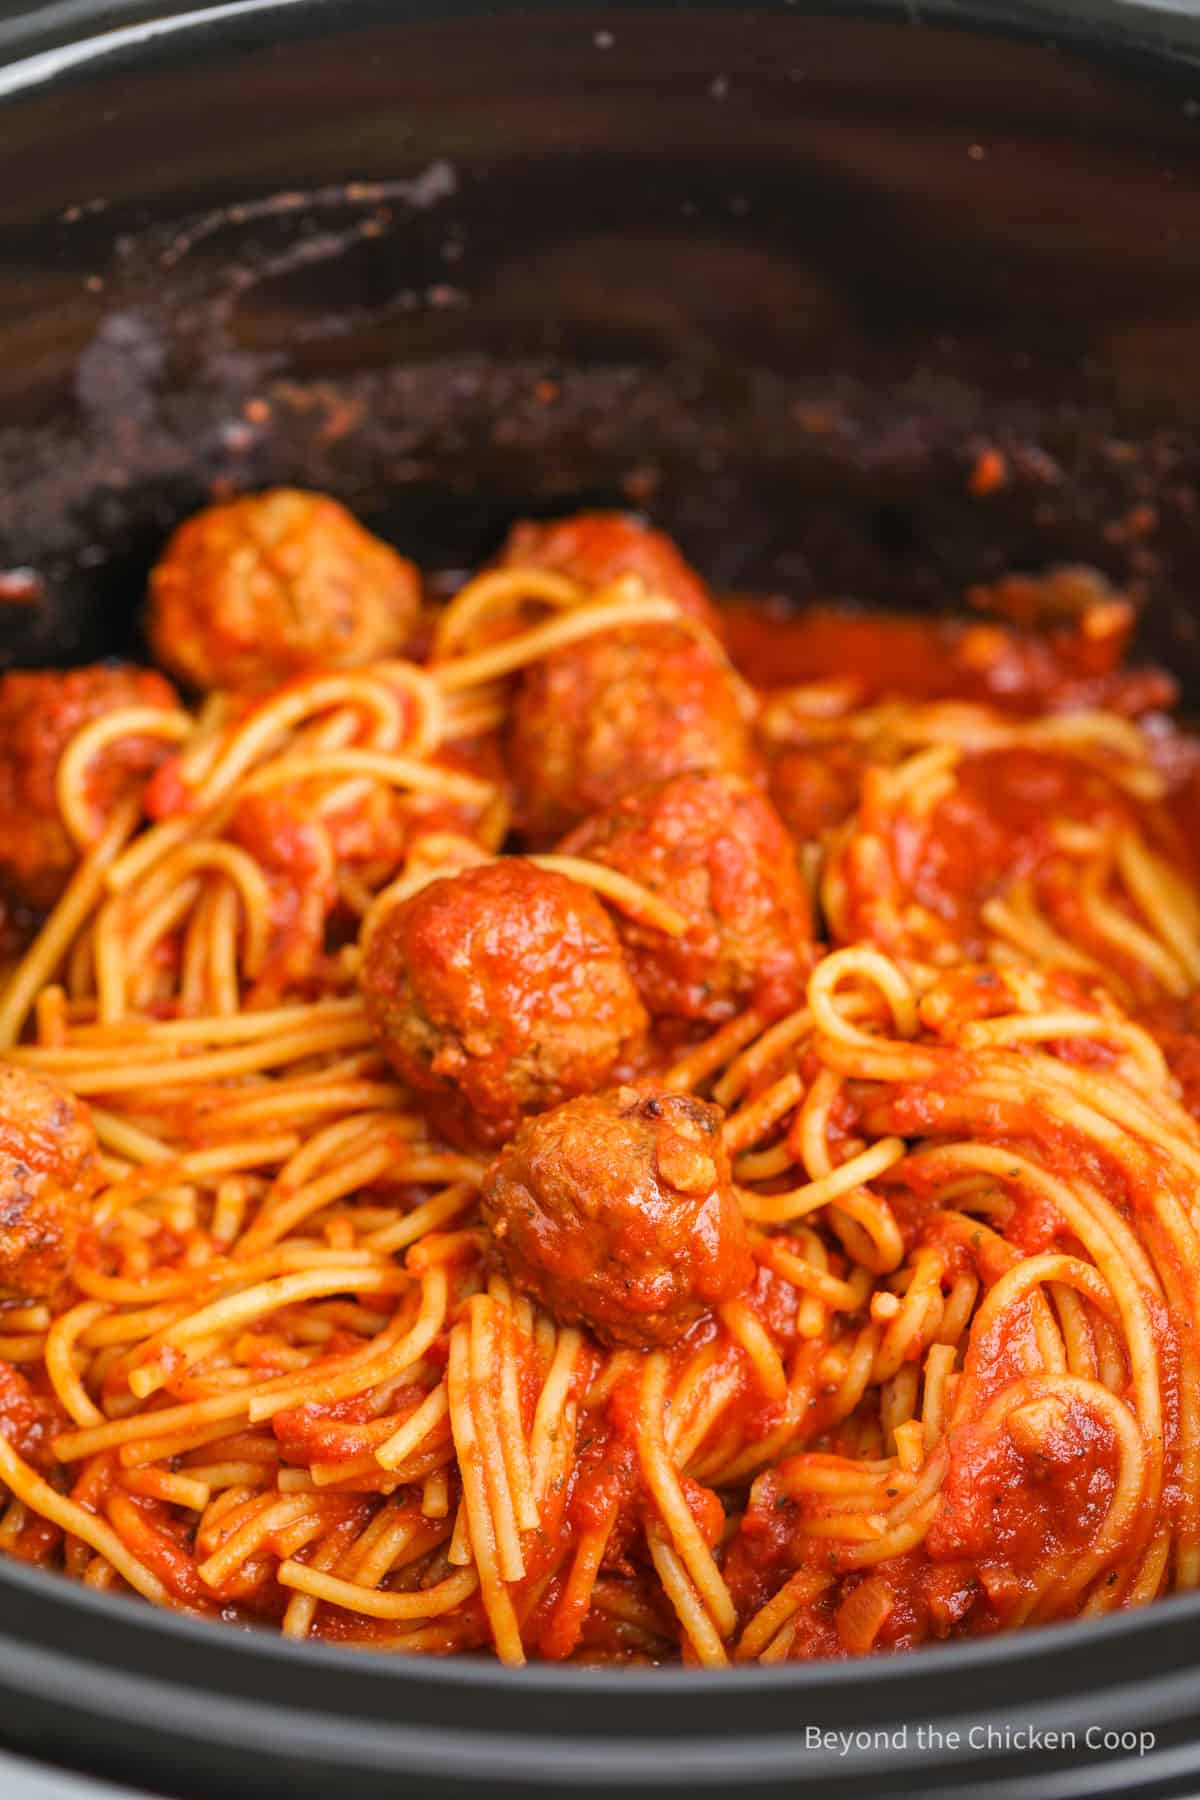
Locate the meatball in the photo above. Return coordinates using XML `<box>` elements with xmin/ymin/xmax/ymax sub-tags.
<box><xmin>0</xmin><ymin>664</ymin><xmax>179</xmax><ymax>911</ymax></box>
<box><xmin>482</xmin><ymin>1086</ymin><xmax>753</xmax><ymax>1348</ymax></box>
<box><xmin>500</xmin><ymin>511</ymin><xmax>722</xmax><ymax>631</ymax></box>
<box><xmin>360</xmin><ymin>859</ymin><xmax>647</xmax><ymax>1149</ymax></box>
<box><xmin>768</xmin><ymin>742</ymin><xmax>868</xmax><ymax>844</ymax></box>
<box><xmin>509</xmin><ymin>623</ymin><xmax>756</xmax><ymax>846</ymax></box>
<box><xmin>561</xmin><ymin>772</ymin><xmax>813</xmax><ymax>1022</ymax></box>
<box><xmin>0</xmin><ymin>1065</ymin><xmax>100</xmax><ymax>1300</ymax></box>
<box><xmin>148</xmin><ymin>488</ymin><xmax>420</xmax><ymax>691</ymax></box>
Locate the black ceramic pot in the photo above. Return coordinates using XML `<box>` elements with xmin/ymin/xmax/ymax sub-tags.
<box><xmin>2</xmin><ymin>3</ymin><xmax>1200</xmax><ymax>1796</ymax></box>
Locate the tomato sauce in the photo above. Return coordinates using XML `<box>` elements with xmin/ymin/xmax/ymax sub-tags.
<box><xmin>723</xmin><ymin>594</ymin><xmax>1174</xmax><ymax>716</ymax></box>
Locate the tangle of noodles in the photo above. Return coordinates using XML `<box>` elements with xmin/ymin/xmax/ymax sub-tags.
<box><xmin>0</xmin><ymin>540</ymin><xmax>1199</xmax><ymax>1668</ymax></box>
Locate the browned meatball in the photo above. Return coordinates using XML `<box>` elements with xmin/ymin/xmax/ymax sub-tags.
<box><xmin>360</xmin><ymin>859</ymin><xmax>647</xmax><ymax>1149</ymax></box>
<box><xmin>482</xmin><ymin>1086</ymin><xmax>753</xmax><ymax>1347</ymax></box>
<box><xmin>500</xmin><ymin>512</ymin><xmax>722</xmax><ymax>632</ymax></box>
<box><xmin>0</xmin><ymin>664</ymin><xmax>179</xmax><ymax>911</ymax></box>
<box><xmin>509</xmin><ymin>623</ymin><xmax>756</xmax><ymax>846</ymax></box>
<box><xmin>0</xmin><ymin>1065</ymin><xmax>100</xmax><ymax>1300</ymax></box>
<box><xmin>148</xmin><ymin>488</ymin><xmax>420</xmax><ymax>691</ymax></box>
<box><xmin>561</xmin><ymin>772</ymin><xmax>813</xmax><ymax>1023</ymax></box>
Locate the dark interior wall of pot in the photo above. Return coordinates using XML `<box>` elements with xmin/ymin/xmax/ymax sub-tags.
<box><xmin>2</xmin><ymin>2</ymin><xmax>1200</xmax><ymax>685</ymax></box>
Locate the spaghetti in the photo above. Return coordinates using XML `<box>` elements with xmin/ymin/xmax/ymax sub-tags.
<box><xmin>0</xmin><ymin>502</ymin><xmax>1198</xmax><ymax>1667</ymax></box>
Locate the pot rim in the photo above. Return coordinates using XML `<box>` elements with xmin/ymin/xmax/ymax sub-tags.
<box><xmin>2</xmin><ymin>0</ymin><xmax>1200</xmax><ymax>104</ymax></box>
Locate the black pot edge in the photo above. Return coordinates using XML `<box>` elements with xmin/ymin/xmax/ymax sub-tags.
<box><xmin>2</xmin><ymin>0</ymin><xmax>1200</xmax><ymax>104</ymax></box>
<box><xmin>4</xmin><ymin>1545</ymin><xmax>1200</xmax><ymax>1700</ymax></box>
<box><xmin>6</xmin><ymin>1561</ymin><xmax>1200</xmax><ymax>1795</ymax></box>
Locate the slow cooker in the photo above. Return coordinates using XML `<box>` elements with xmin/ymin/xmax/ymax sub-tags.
<box><xmin>3</xmin><ymin>1</ymin><xmax>1200</xmax><ymax>1794</ymax></box>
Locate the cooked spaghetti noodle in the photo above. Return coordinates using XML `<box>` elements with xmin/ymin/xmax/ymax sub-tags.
<box><xmin>0</xmin><ymin>500</ymin><xmax>1199</xmax><ymax>1666</ymax></box>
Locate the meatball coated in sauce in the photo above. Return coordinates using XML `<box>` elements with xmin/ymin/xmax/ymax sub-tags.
<box><xmin>0</xmin><ymin>664</ymin><xmax>179</xmax><ymax>911</ymax></box>
<box><xmin>360</xmin><ymin>860</ymin><xmax>647</xmax><ymax>1149</ymax></box>
<box><xmin>509</xmin><ymin>624</ymin><xmax>756</xmax><ymax>846</ymax></box>
<box><xmin>0</xmin><ymin>1066</ymin><xmax>100</xmax><ymax>1300</ymax></box>
<box><xmin>482</xmin><ymin>1086</ymin><xmax>753</xmax><ymax>1348</ymax></box>
<box><xmin>768</xmin><ymin>742</ymin><xmax>868</xmax><ymax>844</ymax></box>
<box><xmin>500</xmin><ymin>512</ymin><xmax>723</xmax><ymax>632</ymax></box>
<box><xmin>561</xmin><ymin>772</ymin><xmax>813</xmax><ymax>1023</ymax></box>
<box><xmin>149</xmin><ymin>488</ymin><xmax>420</xmax><ymax>691</ymax></box>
